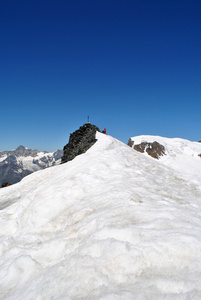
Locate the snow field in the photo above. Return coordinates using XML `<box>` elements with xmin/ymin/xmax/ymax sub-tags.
<box><xmin>131</xmin><ymin>135</ymin><xmax>201</xmax><ymax>182</ymax></box>
<box><xmin>0</xmin><ymin>133</ymin><xmax>201</xmax><ymax>299</ymax></box>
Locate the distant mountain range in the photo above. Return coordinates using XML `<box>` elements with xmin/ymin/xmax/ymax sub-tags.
<box><xmin>0</xmin><ymin>145</ymin><xmax>63</xmax><ymax>186</ymax></box>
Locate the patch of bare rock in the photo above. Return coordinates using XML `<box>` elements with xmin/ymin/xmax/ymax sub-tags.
<box><xmin>128</xmin><ymin>138</ymin><xmax>166</xmax><ymax>159</ymax></box>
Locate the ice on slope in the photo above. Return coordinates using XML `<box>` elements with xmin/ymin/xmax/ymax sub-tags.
<box><xmin>0</xmin><ymin>133</ymin><xmax>201</xmax><ymax>299</ymax></box>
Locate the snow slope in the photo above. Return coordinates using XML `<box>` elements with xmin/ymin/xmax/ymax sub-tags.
<box><xmin>0</xmin><ymin>133</ymin><xmax>201</xmax><ymax>299</ymax></box>
<box><xmin>130</xmin><ymin>135</ymin><xmax>201</xmax><ymax>183</ymax></box>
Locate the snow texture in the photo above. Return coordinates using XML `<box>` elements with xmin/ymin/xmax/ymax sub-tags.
<box><xmin>0</xmin><ymin>133</ymin><xmax>201</xmax><ymax>299</ymax></box>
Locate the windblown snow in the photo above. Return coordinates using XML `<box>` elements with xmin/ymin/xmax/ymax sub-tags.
<box><xmin>0</xmin><ymin>133</ymin><xmax>201</xmax><ymax>299</ymax></box>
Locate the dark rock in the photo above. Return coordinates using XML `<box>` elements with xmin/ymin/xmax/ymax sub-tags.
<box><xmin>61</xmin><ymin>123</ymin><xmax>101</xmax><ymax>164</ymax></box>
<box><xmin>6</xmin><ymin>155</ymin><xmax>17</xmax><ymax>164</ymax></box>
<box><xmin>15</xmin><ymin>145</ymin><xmax>27</xmax><ymax>156</ymax></box>
<box><xmin>127</xmin><ymin>138</ymin><xmax>134</xmax><ymax>148</ymax></box>
<box><xmin>146</xmin><ymin>142</ymin><xmax>166</xmax><ymax>159</ymax></box>
<box><xmin>129</xmin><ymin>141</ymin><xmax>166</xmax><ymax>159</ymax></box>
<box><xmin>1</xmin><ymin>182</ymin><xmax>12</xmax><ymax>188</ymax></box>
<box><xmin>134</xmin><ymin>142</ymin><xmax>147</xmax><ymax>153</ymax></box>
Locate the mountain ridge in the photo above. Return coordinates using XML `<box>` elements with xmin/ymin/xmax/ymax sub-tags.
<box><xmin>0</xmin><ymin>133</ymin><xmax>201</xmax><ymax>298</ymax></box>
<box><xmin>0</xmin><ymin>146</ymin><xmax>63</xmax><ymax>186</ymax></box>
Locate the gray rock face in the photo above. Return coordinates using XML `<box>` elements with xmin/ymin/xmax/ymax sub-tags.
<box><xmin>127</xmin><ymin>138</ymin><xmax>134</xmax><ymax>148</ymax></box>
<box><xmin>0</xmin><ymin>145</ymin><xmax>40</xmax><ymax>158</ymax></box>
<box><xmin>53</xmin><ymin>150</ymin><xmax>63</xmax><ymax>161</ymax></box>
<box><xmin>61</xmin><ymin>123</ymin><xmax>101</xmax><ymax>164</ymax></box>
<box><xmin>128</xmin><ymin>140</ymin><xmax>166</xmax><ymax>159</ymax></box>
<box><xmin>0</xmin><ymin>147</ymin><xmax>63</xmax><ymax>186</ymax></box>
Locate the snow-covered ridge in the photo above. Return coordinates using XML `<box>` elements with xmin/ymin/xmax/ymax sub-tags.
<box><xmin>0</xmin><ymin>155</ymin><xmax>7</xmax><ymax>163</ymax></box>
<box><xmin>130</xmin><ymin>135</ymin><xmax>201</xmax><ymax>181</ymax></box>
<box><xmin>0</xmin><ymin>133</ymin><xmax>201</xmax><ymax>299</ymax></box>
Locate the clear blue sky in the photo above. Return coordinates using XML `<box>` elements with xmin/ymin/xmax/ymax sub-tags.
<box><xmin>1</xmin><ymin>0</ymin><xmax>201</xmax><ymax>151</ymax></box>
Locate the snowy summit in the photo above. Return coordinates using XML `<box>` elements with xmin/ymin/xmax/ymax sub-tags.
<box><xmin>0</xmin><ymin>132</ymin><xmax>201</xmax><ymax>299</ymax></box>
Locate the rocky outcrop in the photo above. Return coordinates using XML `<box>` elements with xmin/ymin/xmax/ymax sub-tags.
<box><xmin>1</xmin><ymin>182</ymin><xmax>12</xmax><ymax>188</ymax></box>
<box><xmin>127</xmin><ymin>138</ymin><xmax>134</xmax><ymax>148</ymax></box>
<box><xmin>129</xmin><ymin>140</ymin><xmax>166</xmax><ymax>159</ymax></box>
<box><xmin>61</xmin><ymin>123</ymin><xmax>101</xmax><ymax>164</ymax></box>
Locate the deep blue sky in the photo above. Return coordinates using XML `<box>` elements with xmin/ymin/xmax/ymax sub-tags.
<box><xmin>1</xmin><ymin>0</ymin><xmax>201</xmax><ymax>151</ymax></box>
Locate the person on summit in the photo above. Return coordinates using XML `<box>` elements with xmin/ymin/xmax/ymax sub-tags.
<box><xmin>102</xmin><ymin>128</ymin><xmax>106</xmax><ymax>134</ymax></box>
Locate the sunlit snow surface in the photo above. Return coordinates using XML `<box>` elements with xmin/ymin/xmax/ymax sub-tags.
<box><xmin>0</xmin><ymin>133</ymin><xmax>201</xmax><ymax>299</ymax></box>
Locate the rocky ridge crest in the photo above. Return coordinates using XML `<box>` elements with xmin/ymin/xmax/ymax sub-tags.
<box><xmin>61</xmin><ymin>123</ymin><xmax>101</xmax><ymax>164</ymax></box>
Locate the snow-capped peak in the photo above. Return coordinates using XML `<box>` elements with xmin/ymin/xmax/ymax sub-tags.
<box><xmin>0</xmin><ymin>146</ymin><xmax>63</xmax><ymax>186</ymax></box>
